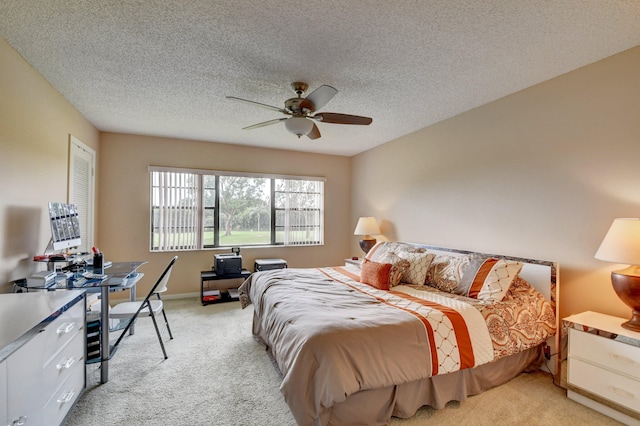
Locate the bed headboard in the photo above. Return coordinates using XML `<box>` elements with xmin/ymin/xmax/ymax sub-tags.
<box><xmin>405</xmin><ymin>243</ymin><xmax>560</xmax><ymax>375</ymax></box>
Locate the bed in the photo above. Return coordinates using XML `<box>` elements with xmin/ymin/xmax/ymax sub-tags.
<box><xmin>239</xmin><ymin>242</ymin><xmax>559</xmax><ymax>426</ymax></box>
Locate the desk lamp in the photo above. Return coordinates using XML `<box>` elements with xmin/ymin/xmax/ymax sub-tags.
<box><xmin>595</xmin><ymin>218</ymin><xmax>640</xmax><ymax>332</ymax></box>
<box><xmin>354</xmin><ymin>217</ymin><xmax>381</xmax><ymax>254</ymax></box>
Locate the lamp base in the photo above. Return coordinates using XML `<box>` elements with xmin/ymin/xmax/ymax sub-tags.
<box><xmin>359</xmin><ymin>238</ymin><xmax>377</xmax><ymax>254</ymax></box>
<box><xmin>621</xmin><ymin>312</ymin><xmax>640</xmax><ymax>332</ymax></box>
<box><xmin>611</xmin><ymin>266</ymin><xmax>640</xmax><ymax>332</ymax></box>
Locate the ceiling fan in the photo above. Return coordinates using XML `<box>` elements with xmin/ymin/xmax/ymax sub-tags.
<box><xmin>226</xmin><ymin>82</ymin><xmax>372</xmax><ymax>140</ymax></box>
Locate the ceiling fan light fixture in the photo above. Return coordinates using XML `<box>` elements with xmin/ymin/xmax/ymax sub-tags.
<box><xmin>285</xmin><ymin>117</ymin><xmax>313</xmax><ymax>138</ymax></box>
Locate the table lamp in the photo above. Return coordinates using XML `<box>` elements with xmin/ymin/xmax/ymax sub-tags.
<box><xmin>595</xmin><ymin>218</ymin><xmax>640</xmax><ymax>332</ymax></box>
<box><xmin>354</xmin><ymin>217</ymin><xmax>380</xmax><ymax>254</ymax></box>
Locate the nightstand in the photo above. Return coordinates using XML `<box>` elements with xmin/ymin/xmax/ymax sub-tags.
<box><xmin>564</xmin><ymin>311</ymin><xmax>640</xmax><ymax>425</ymax></box>
<box><xmin>344</xmin><ymin>258</ymin><xmax>362</xmax><ymax>267</ymax></box>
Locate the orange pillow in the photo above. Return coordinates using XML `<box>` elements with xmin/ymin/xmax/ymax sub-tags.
<box><xmin>359</xmin><ymin>259</ymin><xmax>392</xmax><ymax>290</ymax></box>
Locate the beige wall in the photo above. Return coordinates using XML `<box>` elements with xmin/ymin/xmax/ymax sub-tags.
<box><xmin>98</xmin><ymin>133</ymin><xmax>351</xmax><ymax>299</ymax></box>
<box><xmin>4</xmin><ymin>31</ymin><xmax>640</xmax><ymax>321</ymax></box>
<box><xmin>1</xmin><ymin>37</ymin><xmax>351</xmax><ymax>297</ymax></box>
<box><xmin>0</xmin><ymin>39</ymin><xmax>99</xmax><ymax>291</ymax></box>
<box><xmin>352</xmin><ymin>46</ymin><xmax>640</xmax><ymax>320</ymax></box>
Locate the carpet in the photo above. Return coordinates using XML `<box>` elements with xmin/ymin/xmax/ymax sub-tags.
<box><xmin>65</xmin><ymin>298</ymin><xmax>619</xmax><ymax>425</ymax></box>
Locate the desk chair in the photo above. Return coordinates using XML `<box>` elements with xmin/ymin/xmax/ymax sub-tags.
<box><xmin>110</xmin><ymin>256</ymin><xmax>178</xmax><ymax>359</ymax></box>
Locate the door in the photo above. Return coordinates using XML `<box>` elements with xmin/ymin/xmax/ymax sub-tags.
<box><xmin>68</xmin><ymin>135</ymin><xmax>96</xmax><ymax>253</ymax></box>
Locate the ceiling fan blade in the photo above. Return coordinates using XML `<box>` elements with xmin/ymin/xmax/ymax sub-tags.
<box><xmin>243</xmin><ymin>117</ymin><xmax>288</xmax><ymax>130</ymax></box>
<box><xmin>300</xmin><ymin>85</ymin><xmax>338</xmax><ymax>112</ymax></box>
<box><xmin>226</xmin><ymin>96</ymin><xmax>287</xmax><ymax>114</ymax></box>
<box><xmin>312</xmin><ymin>112</ymin><xmax>372</xmax><ymax>125</ymax></box>
<box><xmin>307</xmin><ymin>123</ymin><xmax>321</xmax><ymax>140</ymax></box>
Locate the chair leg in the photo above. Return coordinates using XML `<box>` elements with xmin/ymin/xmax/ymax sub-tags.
<box><xmin>156</xmin><ymin>294</ymin><xmax>173</xmax><ymax>340</ymax></box>
<box><xmin>161</xmin><ymin>308</ymin><xmax>174</xmax><ymax>340</ymax></box>
<box><xmin>150</xmin><ymin>312</ymin><xmax>168</xmax><ymax>360</ymax></box>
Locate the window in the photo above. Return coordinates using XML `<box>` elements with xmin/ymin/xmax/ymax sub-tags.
<box><xmin>150</xmin><ymin>167</ymin><xmax>324</xmax><ymax>251</ymax></box>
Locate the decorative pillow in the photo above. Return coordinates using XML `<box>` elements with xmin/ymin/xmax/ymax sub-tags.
<box><xmin>372</xmin><ymin>251</ymin><xmax>409</xmax><ymax>287</ymax></box>
<box><xmin>359</xmin><ymin>259</ymin><xmax>392</xmax><ymax>290</ymax></box>
<box><xmin>457</xmin><ymin>257</ymin><xmax>523</xmax><ymax>302</ymax></box>
<box><xmin>366</xmin><ymin>241</ymin><xmax>434</xmax><ymax>285</ymax></box>
<box><xmin>394</xmin><ymin>249</ymin><xmax>435</xmax><ymax>285</ymax></box>
<box><xmin>364</xmin><ymin>241</ymin><xmax>393</xmax><ymax>261</ymax></box>
<box><xmin>425</xmin><ymin>254</ymin><xmax>473</xmax><ymax>293</ymax></box>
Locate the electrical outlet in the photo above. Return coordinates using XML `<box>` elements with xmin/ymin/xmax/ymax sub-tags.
<box><xmin>543</xmin><ymin>344</ymin><xmax>551</xmax><ymax>360</ymax></box>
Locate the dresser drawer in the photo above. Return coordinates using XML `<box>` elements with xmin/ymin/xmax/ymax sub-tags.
<box><xmin>569</xmin><ymin>357</ymin><xmax>640</xmax><ymax>414</ymax></box>
<box><xmin>42</xmin><ymin>301</ymin><xmax>85</xmax><ymax>362</ymax></box>
<box><xmin>569</xmin><ymin>328</ymin><xmax>640</xmax><ymax>379</ymax></box>
<box><xmin>42</xmin><ymin>330</ymin><xmax>84</xmax><ymax>392</ymax></box>
<box><xmin>43</xmin><ymin>357</ymin><xmax>85</xmax><ymax>426</ymax></box>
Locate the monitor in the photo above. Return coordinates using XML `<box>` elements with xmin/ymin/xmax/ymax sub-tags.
<box><xmin>48</xmin><ymin>202</ymin><xmax>82</xmax><ymax>251</ymax></box>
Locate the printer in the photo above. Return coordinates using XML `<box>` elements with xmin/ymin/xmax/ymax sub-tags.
<box><xmin>214</xmin><ymin>253</ymin><xmax>242</xmax><ymax>275</ymax></box>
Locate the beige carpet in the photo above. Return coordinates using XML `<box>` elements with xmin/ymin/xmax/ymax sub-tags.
<box><xmin>65</xmin><ymin>298</ymin><xmax>620</xmax><ymax>426</ymax></box>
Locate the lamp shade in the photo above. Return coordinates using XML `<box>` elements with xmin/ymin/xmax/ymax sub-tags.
<box><xmin>354</xmin><ymin>217</ymin><xmax>380</xmax><ymax>237</ymax></box>
<box><xmin>285</xmin><ymin>117</ymin><xmax>313</xmax><ymax>138</ymax></box>
<box><xmin>595</xmin><ymin>218</ymin><xmax>640</xmax><ymax>265</ymax></box>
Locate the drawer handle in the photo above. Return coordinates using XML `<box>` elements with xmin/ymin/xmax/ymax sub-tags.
<box><xmin>610</xmin><ymin>386</ymin><xmax>635</xmax><ymax>399</ymax></box>
<box><xmin>57</xmin><ymin>322</ymin><xmax>76</xmax><ymax>334</ymax></box>
<box><xmin>11</xmin><ymin>415</ymin><xmax>27</xmax><ymax>425</ymax></box>
<box><xmin>611</xmin><ymin>353</ymin><xmax>636</xmax><ymax>366</ymax></box>
<box><xmin>56</xmin><ymin>357</ymin><xmax>77</xmax><ymax>370</ymax></box>
<box><xmin>57</xmin><ymin>390</ymin><xmax>75</xmax><ymax>404</ymax></box>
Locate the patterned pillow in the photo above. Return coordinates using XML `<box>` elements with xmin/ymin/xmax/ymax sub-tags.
<box><xmin>374</xmin><ymin>251</ymin><xmax>410</xmax><ymax>287</ymax></box>
<box><xmin>365</xmin><ymin>241</ymin><xmax>395</xmax><ymax>261</ymax></box>
<box><xmin>366</xmin><ymin>242</ymin><xmax>432</xmax><ymax>285</ymax></box>
<box><xmin>394</xmin><ymin>249</ymin><xmax>435</xmax><ymax>285</ymax></box>
<box><xmin>425</xmin><ymin>254</ymin><xmax>473</xmax><ymax>293</ymax></box>
<box><xmin>359</xmin><ymin>259</ymin><xmax>392</xmax><ymax>290</ymax></box>
<box><xmin>457</xmin><ymin>257</ymin><xmax>523</xmax><ymax>302</ymax></box>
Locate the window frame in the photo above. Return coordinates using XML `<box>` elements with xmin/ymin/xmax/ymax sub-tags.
<box><xmin>149</xmin><ymin>166</ymin><xmax>325</xmax><ymax>252</ymax></box>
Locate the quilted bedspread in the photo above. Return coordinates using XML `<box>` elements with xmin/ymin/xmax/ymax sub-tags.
<box><xmin>239</xmin><ymin>266</ymin><xmax>514</xmax><ymax>425</ymax></box>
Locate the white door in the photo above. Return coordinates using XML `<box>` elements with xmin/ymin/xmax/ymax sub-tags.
<box><xmin>68</xmin><ymin>135</ymin><xmax>96</xmax><ymax>253</ymax></box>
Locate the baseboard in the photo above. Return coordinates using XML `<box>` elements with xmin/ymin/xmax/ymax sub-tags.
<box><xmin>161</xmin><ymin>292</ymin><xmax>200</xmax><ymax>300</ymax></box>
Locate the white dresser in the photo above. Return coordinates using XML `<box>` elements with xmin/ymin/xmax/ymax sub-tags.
<box><xmin>564</xmin><ymin>311</ymin><xmax>640</xmax><ymax>426</ymax></box>
<box><xmin>0</xmin><ymin>290</ymin><xmax>85</xmax><ymax>426</ymax></box>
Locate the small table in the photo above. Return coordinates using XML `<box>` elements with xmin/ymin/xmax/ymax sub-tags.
<box><xmin>564</xmin><ymin>311</ymin><xmax>640</xmax><ymax>424</ymax></box>
<box><xmin>344</xmin><ymin>258</ymin><xmax>362</xmax><ymax>267</ymax></box>
<box><xmin>201</xmin><ymin>269</ymin><xmax>251</xmax><ymax>305</ymax></box>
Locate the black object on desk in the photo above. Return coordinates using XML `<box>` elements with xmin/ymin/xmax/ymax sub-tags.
<box><xmin>201</xmin><ymin>269</ymin><xmax>251</xmax><ymax>305</ymax></box>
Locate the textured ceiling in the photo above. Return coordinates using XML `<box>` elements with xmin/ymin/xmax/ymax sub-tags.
<box><xmin>1</xmin><ymin>1</ymin><xmax>639</xmax><ymax>156</ymax></box>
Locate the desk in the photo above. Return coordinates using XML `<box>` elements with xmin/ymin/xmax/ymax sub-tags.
<box><xmin>82</xmin><ymin>261</ymin><xmax>146</xmax><ymax>384</ymax></box>
<box><xmin>14</xmin><ymin>261</ymin><xmax>146</xmax><ymax>384</ymax></box>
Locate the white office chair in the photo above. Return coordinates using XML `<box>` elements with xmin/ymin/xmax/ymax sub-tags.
<box><xmin>110</xmin><ymin>256</ymin><xmax>178</xmax><ymax>359</ymax></box>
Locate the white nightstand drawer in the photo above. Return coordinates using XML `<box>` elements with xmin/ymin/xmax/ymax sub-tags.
<box><xmin>569</xmin><ymin>357</ymin><xmax>640</xmax><ymax>414</ymax></box>
<box><xmin>569</xmin><ymin>328</ymin><xmax>640</xmax><ymax>379</ymax></box>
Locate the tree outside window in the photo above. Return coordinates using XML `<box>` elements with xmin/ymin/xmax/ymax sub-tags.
<box><xmin>150</xmin><ymin>168</ymin><xmax>323</xmax><ymax>251</ymax></box>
